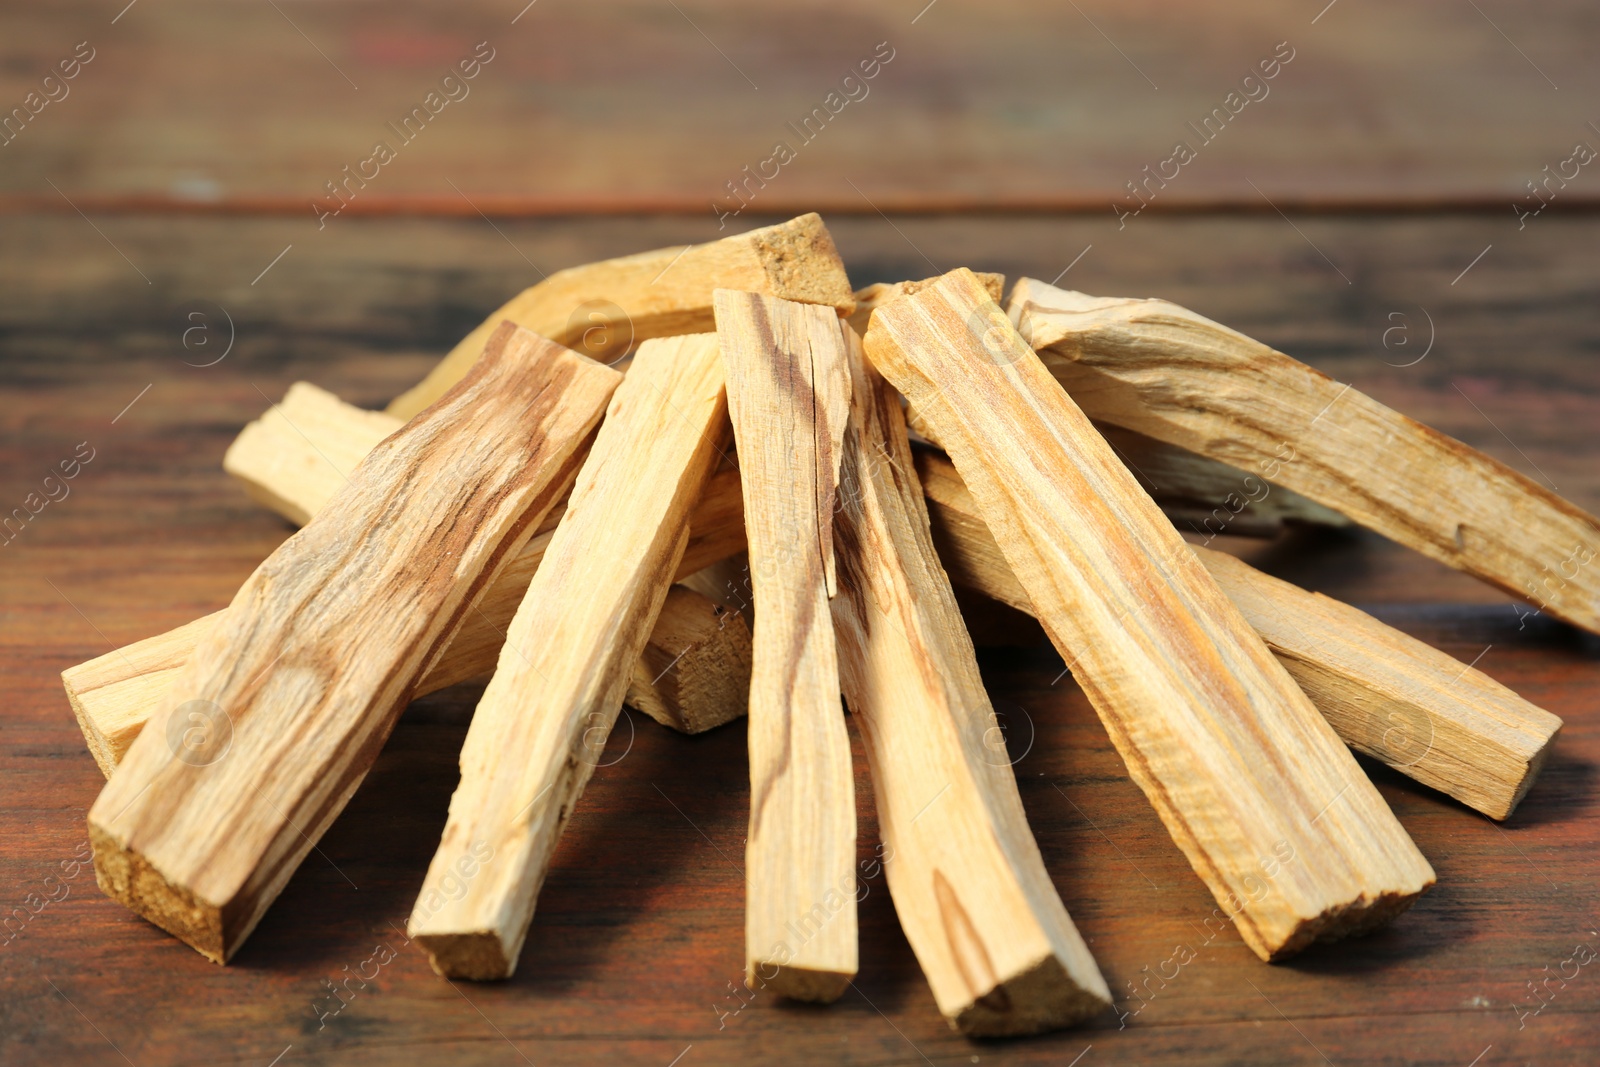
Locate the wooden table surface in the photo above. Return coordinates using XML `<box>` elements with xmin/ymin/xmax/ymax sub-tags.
<box><xmin>4</xmin><ymin>4</ymin><xmax>1599</xmax><ymax>1065</ymax></box>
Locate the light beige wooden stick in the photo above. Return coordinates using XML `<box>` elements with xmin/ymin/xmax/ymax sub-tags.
<box><xmin>628</xmin><ymin>585</ymin><xmax>754</xmax><ymax>736</ymax></box>
<box><xmin>831</xmin><ymin>328</ymin><xmax>1111</xmax><ymax>1035</ymax></box>
<box><xmin>88</xmin><ymin>323</ymin><xmax>621</xmax><ymax>963</ymax></box>
<box><xmin>1010</xmin><ymin>277</ymin><xmax>1600</xmax><ymax>635</ymax></box>
<box><xmin>915</xmin><ymin>450</ymin><xmax>1562</xmax><ymax>821</ymax></box>
<box><xmin>1197</xmin><ymin>549</ymin><xmax>1561</xmax><ymax>821</ymax></box>
<box><xmin>63</xmin><ymin>390</ymin><xmax>749</xmax><ymax>777</ymax></box>
<box><xmin>388</xmin><ymin>214</ymin><xmax>855</xmax><ymax>420</ymax></box>
<box><xmin>864</xmin><ymin>269</ymin><xmax>1435</xmax><ymax>962</ymax></box>
<box><xmin>715</xmin><ymin>289</ymin><xmax>857</xmax><ymax>1002</ymax></box>
<box><xmin>408</xmin><ymin>334</ymin><xmax>727</xmax><ymax>980</ymax></box>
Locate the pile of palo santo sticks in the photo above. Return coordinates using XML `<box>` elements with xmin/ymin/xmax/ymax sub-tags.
<box><xmin>66</xmin><ymin>213</ymin><xmax>1588</xmax><ymax>1037</ymax></box>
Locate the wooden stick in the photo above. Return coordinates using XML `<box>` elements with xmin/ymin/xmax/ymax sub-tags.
<box><xmin>88</xmin><ymin>323</ymin><xmax>621</xmax><ymax>963</ymax></box>
<box><xmin>715</xmin><ymin>289</ymin><xmax>857</xmax><ymax>1001</ymax></box>
<box><xmin>1010</xmin><ymin>277</ymin><xmax>1600</xmax><ymax>635</ymax></box>
<box><xmin>831</xmin><ymin>327</ymin><xmax>1111</xmax><ymax>1034</ymax></box>
<box><xmin>628</xmin><ymin>585</ymin><xmax>753</xmax><ymax>737</ymax></box>
<box><xmin>915</xmin><ymin>449</ymin><xmax>1562</xmax><ymax>821</ymax></box>
<box><xmin>65</xmin><ymin>391</ymin><xmax>749</xmax><ymax>777</ymax></box>
<box><xmin>864</xmin><ymin>269</ymin><xmax>1435</xmax><ymax>961</ymax></box>
<box><xmin>408</xmin><ymin>334</ymin><xmax>728</xmax><ymax>980</ymax></box>
<box><xmin>387</xmin><ymin>214</ymin><xmax>855</xmax><ymax>420</ymax></box>
<box><xmin>223</xmin><ymin>381</ymin><xmax>401</xmax><ymax>525</ymax></box>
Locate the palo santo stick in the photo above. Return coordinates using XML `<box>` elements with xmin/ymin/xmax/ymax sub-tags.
<box><xmin>831</xmin><ymin>329</ymin><xmax>1111</xmax><ymax>1035</ymax></box>
<box><xmin>66</xmin><ymin>613</ymin><xmax>218</xmax><ymax>779</ymax></box>
<box><xmin>223</xmin><ymin>382</ymin><xmax>401</xmax><ymax>525</ymax></box>
<box><xmin>628</xmin><ymin>585</ymin><xmax>753</xmax><ymax>736</ymax></box>
<box><xmin>915</xmin><ymin>450</ymin><xmax>1562</xmax><ymax>821</ymax></box>
<box><xmin>409</xmin><ymin>334</ymin><xmax>727</xmax><ymax>980</ymax></box>
<box><xmin>89</xmin><ymin>324</ymin><xmax>621</xmax><ymax>963</ymax></box>
<box><xmin>388</xmin><ymin>213</ymin><xmax>855</xmax><ymax>420</ymax></box>
<box><xmin>1010</xmin><ymin>278</ymin><xmax>1600</xmax><ymax>635</ymax></box>
<box><xmin>715</xmin><ymin>289</ymin><xmax>857</xmax><ymax>1002</ymax></box>
<box><xmin>865</xmin><ymin>269</ymin><xmax>1435</xmax><ymax>961</ymax></box>
<box><xmin>65</xmin><ymin>394</ymin><xmax>748</xmax><ymax>777</ymax></box>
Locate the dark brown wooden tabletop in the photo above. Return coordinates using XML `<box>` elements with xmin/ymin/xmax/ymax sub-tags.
<box><xmin>3</xmin><ymin>3</ymin><xmax>1599</xmax><ymax>1065</ymax></box>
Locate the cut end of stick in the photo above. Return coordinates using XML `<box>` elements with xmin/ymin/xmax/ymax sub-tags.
<box><xmin>627</xmin><ymin>586</ymin><xmax>753</xmax><ymax>735</ymax></box>
<box><xmin>950</xmin><ymin>952</ymin><xmax>1113</xmax><ymax>1038</ymax></box>
<box><xmin>62</xmin><ymin>670</ymin><xmax>119</xmax><ymax>779</ymax></box>
<box><xmin>750</xmin><ymin>212</ymin><xmax>858</xmax><ymax>316</ymax></box>
<box><xmin>1501</xmin><ymin>721</ymin><xmax>1562</xmax><ymax>820</ymax></box>
<box><xmin>747</xmin><ymin>960</ymin><xmax>853</xmax><ymax>1004</ymax></box>
<box><xmin>89</xmin><ymin>820</ymin><xmax>229</xmax><ymax>964</ymax></box>
<box><xmin>414</xmin><ymin>930</ymin><xmax>516</xmax><ymax>981</ymax></box>
<box><xmin>1258</xmin><ymin>881</ymin><xmax>1433</xmax><ymax>962</ymax></box>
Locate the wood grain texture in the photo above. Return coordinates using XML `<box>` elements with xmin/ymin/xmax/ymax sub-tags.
<box><xmin>63</xmin><ymin>385</ymin><xmax>750</xmax><ymax>773</ymax></box>
<box><xmin>1196</xmin><ymin>547</ymin><xmax>1563</xmax><ymax>821</ymax></box>
<box><xmin>865</xmin><ymin>269</ymin><xmax>1435</xmax><ymax>961</ymax></box>
<box><xmin>1012</xmin><ymin>277</ymin><xmax>1600</xmax><ymax>636</ymax></box>
<box><xmin>913</xmin><ymin>409</ymin><xmax>1347</xmax><ymax>539</ymax></box>
<box><xmin>409</xmin><ymin>333</ymin><xmax>727</xmax><ymax>979</ymax></box>
<box><xmin>846</xmin><ymin>273</ymin><xmax>1006</xmax><ymax>335</ymax></box>
<box><xmin>86</xmin><ymin>322</ymin><xmax>621</xmax><ymax>963</ymax></box>
<box><xmin>915</xmin><ymin>449</ymin><xmax>1563</xmax><ymax>821</ymax></box>
<box><xmin>715</xmin><ymin>289</ymin><xmax>856</xmax><ymax>1001</ymax></box>
<box><xmin>831</xmin><ymin>326</ymin><xmax>1110</xmax><ymax>1034</ymax></box>
<box><xmin>387</xmin><ymin>214</ymin><xmax>853</xmax><ymax>420</ymax></box>
<box><xmin>865</xmin><ymin>279</ymin><xmax>1350</xmax><ymax>539</ymax></box>
<box><xmin>628</xmin><ymin>585</ymin><xmax>753</xmax><ymax>736</ymax></box>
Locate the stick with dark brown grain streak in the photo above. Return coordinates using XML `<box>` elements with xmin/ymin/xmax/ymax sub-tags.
<box><xmin>830</xmin><ymin>324</ymin><xmax>1111</xmax><ymax>1035</ymax></box>
<box><xmin>715</xmin><ymin>288</ymin><xmax>857</xmax><ymax>1002</ymax></box>
<box><xmin>87</xmin><ymin>322</ymin><xmax>621</xmax><ymax>964</ymax></box>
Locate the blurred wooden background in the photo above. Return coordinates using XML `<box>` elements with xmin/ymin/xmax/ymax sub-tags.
<box><xmin>2</xmin><ymin>2</ymin><xmax>1598</xmax><ymax>1065</ymax></box>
